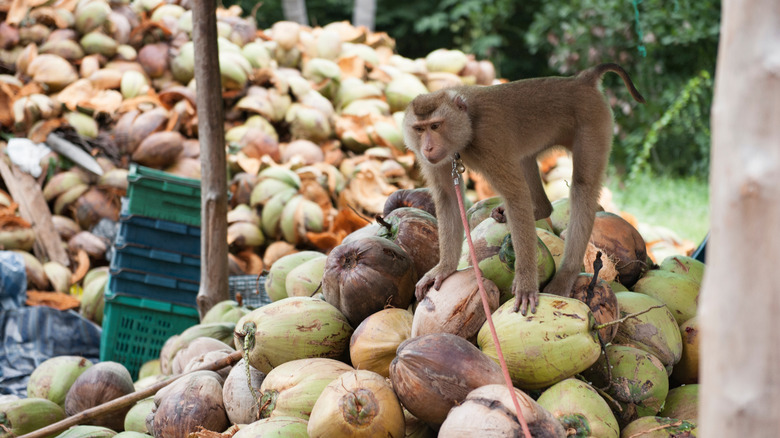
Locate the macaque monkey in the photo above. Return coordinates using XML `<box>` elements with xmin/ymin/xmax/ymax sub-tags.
<box><xmin>403</xmin><ymin>63</ymin><xmax>645</xmax><ymax>315</ymax></box>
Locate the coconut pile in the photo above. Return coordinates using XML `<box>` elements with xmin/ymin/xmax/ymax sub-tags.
<box><xmin>0</xmin><ymin>0</ymin><xmax>701</xmax><ymax>436</ymax></box>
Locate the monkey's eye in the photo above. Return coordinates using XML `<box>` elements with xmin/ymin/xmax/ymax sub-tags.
<box><xmin>414</xmin><ymin>126</ymin><xmax>425</xmax><ymax>133</ymax></box>
<box><xmin>430</xmin><ymin>123</ymin><xmax>440</xmax><ymax>130</ymax></box>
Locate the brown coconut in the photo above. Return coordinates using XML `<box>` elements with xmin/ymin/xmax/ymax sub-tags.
<box><xmin>389</xmin><ymin>333</ymin><xmax>505</xmax><ymax>426</ymax></box>
<box><xmin>411</xmin><ymin>269</ymin><xmax>500</xmax><ymax>343</ymax></box>
<box><xmin>569</xmin><ymin>253</ymin><xmax>620</xmax><ymax>344</ymax></box>
<box><xmin>322</xmin><ymin>236</ymin><xmax>416</xmax><ymax>327</ymax></box>
<box><xmin>150</xmin><ymin>370</ymin><xmax>229</xmax><ymax>438</ymax></box>
<box><xmin>587</xmin><ymin>212</ymin><xmax>647</xmax><ymax>288</ymax></box>
<box><xmin>132</xmin><ymin>130</ymin><xmax>184</xmax><ymax>169</ymax></box>
<box><xmin>63</xmin><ymin>361</ymin><xmax>135</xmax><ymax>431</ymax></box>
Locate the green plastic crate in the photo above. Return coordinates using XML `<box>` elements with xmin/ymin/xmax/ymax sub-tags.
<box><xmin>100</xmin><ymin>292</ymin><xmax>199</xmax><ymax>380</ymax></box>
<box><xmin>126</xmin><ymin>164</ymin><xmax>201</xmax><ymax>226</ymax></box>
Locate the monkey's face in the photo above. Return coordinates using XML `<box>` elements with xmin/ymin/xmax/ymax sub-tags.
<box><xmin>403</xmin><ymin>91</ymin><xmax>472</xmax><ymax>167</ymax></box>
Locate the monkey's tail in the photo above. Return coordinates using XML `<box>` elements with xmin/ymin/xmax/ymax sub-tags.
<box><xmin>580</xmin><ymin>63</ymin><xmax>646</xmax><ymax>103</ymax></box>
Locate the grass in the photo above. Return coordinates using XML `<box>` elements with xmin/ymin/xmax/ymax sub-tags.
<box><xmin>604</xmin><ymin>168</ymin><xmax>710</xmax><ymax>245</ymax></box>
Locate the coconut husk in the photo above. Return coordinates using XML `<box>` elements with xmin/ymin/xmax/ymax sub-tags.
<box><xmin>26</xmin><ymin>291</ymin><xmax>80</xmax><ymax>311</ymax></box>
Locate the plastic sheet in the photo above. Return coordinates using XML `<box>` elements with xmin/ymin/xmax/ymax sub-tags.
<box><xmin>0</xmin><ymin>251</ymin><xmax>26</xmax><ymax>310</ymax></box>
<box><xmin>0</xmin><ymin>307</ymin><xmax>101</xmax><ymax>396</ymax></box>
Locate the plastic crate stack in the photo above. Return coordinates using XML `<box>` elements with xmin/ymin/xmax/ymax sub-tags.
<box><xmin>100</xmin><ymin>164</ymin><xmax>202</xmax><ymax>379</ymax></box>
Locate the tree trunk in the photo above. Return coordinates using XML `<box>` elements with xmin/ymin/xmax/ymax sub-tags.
<box><xmin>352</xmin><ymin>0</ymin><xmax>376</xmax><ymax>31</ymax></box>
<box><xmin>192</xmin><ymin>0</ymin><xmax>229</xmax><ymax>318</ymax></box>
<box><xmin>700</xmin><ymin>0</ymin><xmax>780</xmax><ymax>436</ymax></box>
<box><xmin>282</xmin><ymin>0</ymin><xmax>309</xmax><ymax>26</ymax></box>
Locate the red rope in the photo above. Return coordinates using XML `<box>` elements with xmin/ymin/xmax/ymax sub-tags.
<box><xmin>453</xmin><ymin>176</ymin><xmax>533</xmax><ymax>438</ymax></box>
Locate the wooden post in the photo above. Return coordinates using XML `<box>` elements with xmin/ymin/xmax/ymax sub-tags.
<box><xmin>700</xmin><ymin>0</ymin><xmax>780</xmax><ymax>435</ymax></box>
<box><xmin>192</xmin><ymin>0</ymin><xmax>229</xmax><ymax>318</ymax></box>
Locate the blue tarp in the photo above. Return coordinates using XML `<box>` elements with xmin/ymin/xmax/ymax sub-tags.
<box><xmin>0</xmin><ymin>251</ymin><xmax>101</xmax><ymax>397</ymax></box>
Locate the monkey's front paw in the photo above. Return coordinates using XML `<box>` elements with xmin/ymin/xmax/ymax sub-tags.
<box><xmin>415</xmin><ymin>267</ymin><xmax>455</xmax><ymax>301</ymax></box>
<box><xmin>512</xmin><ymin>286</ymin><xmax>539</xmax><ymax>316</ymax></box>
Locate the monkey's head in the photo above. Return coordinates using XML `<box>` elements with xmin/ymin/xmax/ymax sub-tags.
<box><xmin>403</xmin><ymin>89</ymin><xmax>473</xmax><ymax>167</ymax></box>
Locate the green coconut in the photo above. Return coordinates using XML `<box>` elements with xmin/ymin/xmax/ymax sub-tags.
<box><xmin>465</xmin><ymin>196</ymin><xmax>503</xmax><ymax>229</ymax></box>
<box><xmin>536</xmin><ymin>228</ymin><xmax>565</xmax><ymax>272</ymax></box>
<box><xmin>458</xmin><ymin>217</ymin><xmax>555</xmax><ymax>303</ymax></box>
<box><xmin>124</xmin><ymin>397</ymin><xmax>155</xmax><ymax>433</ymax></box>
<box><xmin>80</xmin><ymin>274</ymin><xmax>107</xmax><ymax>325</ymax></box>
<box><xmin>659</xmin><ymin>384</ymin><xmax>699</xmax><ymax>423</ymax></box>
<box><xmin>620</xmin><ymin>416</ymin><xmax>697</xmax><ymax>437</ymax></box>
<box><xmin>285</xmin><ymin>256</ymin><xmax>326</xmax><ymax>297</ymax></box>
<box><xmin>583</xmin><ymin>344</ymin><xmax>669</xmax><ymax>427</ymax></box>
<box><xmin>0</xmin><ymin>397</ymin><xmax>66</xmax><ymax>436</ymax></box>
<box><xmin>549</xmin><ymin>197</ymin><xmax>571</xmax><ymax>235</ymax></box>
<box><xmin>477</xmin><ymin>294</ymin><xmax>601</xmax><ymax>390</ymax></box>
<box><xmin>200</xmin><ymin>300</ymin><xmax>250</xmax><ymax>325</ymax></box>
<box><xmin>234</xmin><ymin>297</ymin><xmax>353</xmax><ymax>373</ymax></box>
<box><xmin>672</xmin><ymin>316</ymin><xmax>700</xmax><ymax>385</ymax></box>
<box><xmin>612</xmin><ymin>292</ymin><xmax>683</xmax><ymax>373</ymax></box>
<box><xmin>258</xmin><ymin>358</ymin><xmax>354</xmax><ymax>420</ymax></box>
<box><xmin>232</xmin><ymin>416</ymin><xmax>309</xmax><ymax>438</ymax></box>
<box><xmin>658</xmin><ymin>254</ymin><xmax>705</xmax><ymax>284</ymax></box>
<box><xmin>27</xmin><ymin>356</ymin><xmax>93</xmax><ymax>408</ymax></box>
<box><xmin>632</xmin><ymin>270</ymin><xmax>700</xmax><ymax>325</ymax></box>
<box><xmin>264</xmin><ymin>251</ymin><xmax>327</xmax><ymax>302</ymax></box>
<box><xmin>537</xmin><ymin>378</ymin><xmax>619</xmax><ymax>438</ymax></box>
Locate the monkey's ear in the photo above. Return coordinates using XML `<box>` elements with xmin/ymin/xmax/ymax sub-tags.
<box><xmin>453</xmin><ymin>95</ymin><xmax>467</xmax><ymax>112</ymax></box>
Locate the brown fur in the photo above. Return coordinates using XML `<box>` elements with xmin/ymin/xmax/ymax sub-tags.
<box><xmin>403</xmin><ymin>63</ymin><xmax>645</xmax><ymax>314</ymax></box>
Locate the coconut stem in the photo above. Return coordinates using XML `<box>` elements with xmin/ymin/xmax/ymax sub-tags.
<box><xmin>626</xmin><ymin>420</ymin><xmax>686</xmax><ymax>438</ymax></box>
<box><xmin>587</xmin><ymin>251</ymin><xmax>603</xmax><ymax>300</ymax></box>
<box><xmin>592</xmin><ymin>304</ymin><xmax>667</xmax><ymax>330</ymax></box>
<box><xmin>375</xmin><ymin>214</ymin><xmax>392</xmax><ymax>231</ymax></box>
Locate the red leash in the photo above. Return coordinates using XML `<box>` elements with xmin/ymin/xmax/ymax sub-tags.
<box><xmin>452</xmin><ymin>155</ymin><xmax>532</xmax><ymax>437</ymax></box>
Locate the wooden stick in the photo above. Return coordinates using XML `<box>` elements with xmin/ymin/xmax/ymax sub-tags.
<box><xmin>0</xmin><ymin>148</ymin><xmax>70</xmax><ymax>267</ymax></box>
<box><xmin>18</xmin><ymin>350</ymin><xmax>244</xmax><ymax>438</ymax></box>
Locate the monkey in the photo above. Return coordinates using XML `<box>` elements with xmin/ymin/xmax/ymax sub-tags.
<box><xmin>403</xmin><ymin>63</ymin><xmax>645</xmax><ymax>315</ymax></box>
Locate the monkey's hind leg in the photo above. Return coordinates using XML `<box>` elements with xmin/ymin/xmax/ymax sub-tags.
<box><xmin>521</xmin><ymin>156</ymin><xmax>553</xmax><ymax>221</ymax></box>
<box><xmin>543</xmin><ymin>127</ymin><xmax>612</xmax><ymax>297</ymax></box>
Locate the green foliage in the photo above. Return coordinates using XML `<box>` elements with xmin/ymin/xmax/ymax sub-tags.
<box><xmin>526</xmin><ymin>0</ymin><xmax>719</xmax><ymax>177</ymax></box>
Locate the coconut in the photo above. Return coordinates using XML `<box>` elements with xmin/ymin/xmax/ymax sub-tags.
<box><xmin>632</xmin><ymin>270</ymin><xmax>700</xmax><ymax>325</ymax></box>
<box><xmin>69</xmin><ymin>231</ymin><xmax>108</xmax><ymax>260</ymax></box>
<box><xmin>27</xmin><ymin>356</ymin><xmax>93</xmax><ymax>407</ymax></box>
<box><xmin>536</xmin><ymin>378</ymin><xmax>620</xmax><ymax>438</ymax></box>
<box><xmin>159</xmin><ymin>323</ymin><xmax>235</xmax><ymax>375</ymax></box>
<box><xmin>171</xmin><ymin>337</ymin><xmax>234</xmax><ymax>376</ymax></box>
<box><xmin>322</xmin><ymin>236</ymin><xmax>416</xmax><ymax>327</ymax></box>
<box><xmin>64</xmin><ymin>361</ymin><xmax>135</xmax><ymax>430</ymax></box>
<box><xmin>234</xmin><ymin>297</ymin><xmax>353</xmax><ymax>373</ymax></box>
<box><xmin>583</xmin><ymin>344</ymin><xmax>669</xmax><ymax>427</ymax></box>
<box><xmin>200</xmin><ymin>300</ymin><xmax>249</xmax><ymax>325</ymax></box>
<box><xmin>150</xmin><ymin>371</ymin><xmax>228</xmax><ymax>438</ymax></box>
<box><xmin>586</xmin><ymin>212</ymin><xmax>647</xmax><ymax>288</ymax></box>
<box><xmin>43</xmin><ymin>261</ymin><xmax>72</xmax><ymax>293</ymax></box>
<box><xmin>536</xmin><ymin>228</ymin><xmax>565</xmax><ymax>272</ymax></box>
<box><xmin>478</xmin><ymin>294</ymin><xmax>601</xmax><ymax>390</ymax></box>
<box><xmin>349</xmin><ymin>308</ymin><xmax>413</xmax><ymax>378</ymax></box>
<box><xmin>285</xmin><ymin>256</ymin><xmax>326</xmax><ymax>297</ymax></box>
<box><xmin>569</xmin><ymin>261</ymin><xmax>620</xmax><ymax>344</ymax></box>
<box><xmin>386</xmin><ymin>73</ymin><xmax>428</xmax><ymax>112</ymax></box>
<box><xmin>613</xmin><ymin>292</ymin><xmax>683</xmax><ymax>372</ymax></box>
<box><xmin>264</xmin><ymin>251</ymin><xmax>326</xmax><ymax>301</ymax></box>
<box><xmin>80</xmin><ymin>273</ymin><xmax>107</xmax><ymax>325</ymax></box>
<box><xmin>672</xmin><ymin>316</ymin><xmax>700</xmax><ymax>384</ymax></box>
<box><xmin>307</xmin><ymin>370</ymin><xmax>404</xmax><ymax>437</ymax></box>
<box><xmin>620</xmin><ymin>416</ymin><xmax>698</xmax><ymax>437</ymax></box>
<box><xmin>232</xmin><ymin>416</ymin><xmax>309</xmax><ymax>437</ymax></box>
<box><xmin>659</xmin><ymin>384</ymin><xmax>698</xmax><ymax>422</ymax></box>
<box><xmin>403</xmin><ymin>408</ymin><xmax>436</xmax><ymax>438</ymax></box>
<box><xmin>382</xmin><ymin>188</ymin><xmax>436</xmax><ymax>218</ymax></box>
<box><xmin>0</xmin><ymin>398</ymin><xmax>67</xmax><ymax>437</ymax></box>
<box><xmin>549</xmin><ymin>197</ymin><xmax>571</xmax><ymax>235</ymax></box>
<box><xmin>132</xmin><ymin>131</ymin><xmax>184</xmax><ymax>169</ymax></box>
<box><xmin>223</xmin><ymin>359</ymin><xmax>265</xmax><ymax>424</ymax></box>
<box><xmin>52</xmin><ymin>215</ymin><xmax>81</xmax><ymax>241</ymax></box>
<box><xmin>12</xmin><ymin>250</ymin><xmax>49</xmax><ymax>290</ymax></box>
<box><xmin>55</xmin><ymin>425</ymin><xmax>117</xmax><ymax>437</ymax></box>
<box><xmin>412</xmin><ymin>269</ymin><xmax>500</xmax><ymax>343</ymax></box>
<box><xmin>658</xmin><ymin>254</ymin><xmax>705</xmax><ymax>284</ymax></box>
<box><xmin>465</xmin><ymin>196</ymin><xmax>503</xmax><ymax>229</ymax></box>
<box><xmin>439</xmin><ymin>384</ymin><xmax>565</xmax><ymax>437</ymax></box>
<box><xmin>124</xmin><ymin>397</ymin><xmax>154</xmax><ymax>433</ymax></box>
<box><xmin>72</xmin><ymin>187</ymin><xmax>121</xmax><ymax>230</ymax></box>
<box><xmin>389</xmin><ymin>333</ymin><xmax>505</xmax><ymax>426</ymax></box>
<box><xmin>280</xmin><ymin>194</ymin><xmax>325</xmax><ymax>245</ymax></box>
<box><xmin>259</xmin><ymin>358</ymin><xmax>354</xmax><ymax>420</ymax></box>
<box><xmin>458</xmin><ymin>217</ymin><xmax>555</xmax><ymax>303</ymax></box>
<box><xmin>377</xmin><ymin>207</ymin><xmax>439</xmax><ymax>283</ymax></box>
